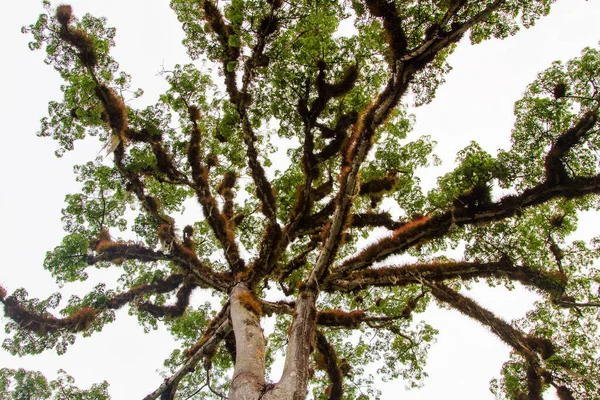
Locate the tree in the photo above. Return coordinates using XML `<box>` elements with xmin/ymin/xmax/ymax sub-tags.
<box><xmin>1</xmin><ymin>0</ymin><xmax>600</xmax><ymax>399</ymax></box>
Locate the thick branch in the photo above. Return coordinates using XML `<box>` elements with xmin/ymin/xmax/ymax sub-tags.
<box><xmin>401</xmin><ymin>0</ymin><xmax>504</xmax><ymax>67</ymax></box>
<box><xmin>365</xmin><ymin>0</ymin><xmax>408</xmax><ymax>59</ymax></box>
<box><xmin>350</xmin><ymin>212</ymin><xmax>405</xmax><ymax>230</ymax></box>
<box><xmin>106</xmin><ymin>274</ymin><xmax>184</xmax><ymax>310</ymax></box>
<box><xmin>326</xmin><ymin>259</ymin><xmax>566</xmax><ymax>296</ymax></box>
<box><xmin>137</xmin><ymin>282</ymin><xmax>196</xmax><ymax>318</ymax></box>
<box><xmin>545</xmin><ymin>109</ymin><xmax>598</xmax><ymax>184</ymax></box>
<box><xmin>0</xmin><ymin>296</ymin><xmax>96</xmax><ymax>335</ymax></box>
<box><xmin>307</xmin><ymin>60</ymin><xmax>413</xmax><ymax>284</ymax></box>
<box><xmin>89</xmin><ymin>241</ymin><xmax>171</xmax><ymax>264</ymax></box>
<box><xmin>0</xmin><ymin>274</ymin><xmax>189</xmax><ymax>337</ymax></box>
<box><xmin>276</xmin><ymin>237</ymin><xmax>320</xmax><ymax>283</ymax></box>
<box><xmin>234</xmin><ymin>7</ymin><xmax>284</xmax><ymax>282</ymax></box>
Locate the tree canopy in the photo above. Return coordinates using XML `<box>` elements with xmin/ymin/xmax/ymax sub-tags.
<box><xmin>1</xmin><ymin>0</ymin><xmax>600</xmax><ymax>399</ymax></box>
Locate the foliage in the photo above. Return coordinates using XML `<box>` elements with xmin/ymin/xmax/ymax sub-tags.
<box><xmin>0</xmin><ymin>368</ymin><xmax>109</xmax><ymax>400</ymax></box>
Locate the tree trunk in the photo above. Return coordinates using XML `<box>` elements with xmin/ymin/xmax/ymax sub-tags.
<box><xmin>228</xmin><ymin>283</ymin><xmax>266</xmax><ymax>400</ymax></box>
<box><xmin>228</xmin><ymin>283</ymin><xmax>317</xmax><ymax>400</ymax></box>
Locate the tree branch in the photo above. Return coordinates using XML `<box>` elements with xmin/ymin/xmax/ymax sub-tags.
<box><xmin>427</xmin><ymin>283</ymin><xmax>554</xmax><ymax>361</ymax></box>
<box><xmin>326</xmin><ymin>259</ymin><xmax>566</xmax><ymax>296</ymax></box>
<box><xmin>315</xmin><ymin>330</ymin><xmax>343</xmax><ymax>400</ymax></box>
<box><xmin>334</xmin><ymin>173</ymin><xmax>600</xmax><ymax>276</ymax></box>
<box><xmin>187</xmin><ymin>108</ymin><xmax>246</xmax><ymax>273</ymax></box>
<box><xmin>137</xmin><ymin>282</ymin><xmax>197</xmax><ymax>319</ymax></box>
<box><xmin>143</xmin><ymin>316</ymin><xmax>232</xmax><ymax>400</ymax></box>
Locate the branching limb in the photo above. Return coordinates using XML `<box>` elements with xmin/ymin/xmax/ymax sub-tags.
<box><xmin>544</xmin><ymin>108</ymin><xmax>599</xmax><ymax>184</ymax></box>
<box><xmin>553</xmin><ymin>300</ymin><xmax>600</xmax><ymax>308</ymax></box>
<box><xmin>93</xmin><ymin>225</ymin><xmax>231</xmax><ymax>291</ymax></box>
<box><xmin>259</xmin><ymin>299</ymin><xmax>295</xmax><ymax>316</ymax></box>
<box><xmin>0</xmin><ymin>295</ymin><xmax>96</xmax><ymax>335</ymax></box>
<box><xmin>89</xmin><ymin>241</ymin><xmax>171</xmax><ymax>264</ymax></box>
<box><xmin>294</xmin><ymin>199</ymin><xmax>336</xmax><ymax>239</ymax></box>
<box><xmin>275</xmin><ymin>236</ymin><xmax>320</xmax><ymax>283</ymax></box>
<box><xmin>105</xmin><ymin>274</ymin><xmax>185</xmax><ymax>310</ymax></box>
<box><xmin>402</xmin><ymin>0</ymin><xmax>504</xmax><ymax>67</ymax></box>
<box><xmin>350</xmin><ymin>212</ymin><xmax>405</xmax><ymax>230</ymax></box>
<box><xmin>364</xmin><ymin>0</ymin><xmax>408</xmax><ymax>59</ymax></box>
<box><xmin>307</xmin><ymin>21</ymin><xmax>415</xmax><ymax>284</ymax></box>
<box><xmin>232</xmin><ymin>5</ymin><xmax>285</xmax><ymax>281</ymax></box>
<box><xmin>123</xmin><ymin>126</ymin><xmax>191</xmax><ymax>186</ymax></box>
<box><xmin>440</xmin><ymin>0</ymin><xmax>467</xmax><ymax>26</ymax></box>
<box><xmin>317</xmin><ymin>293</ymin><xmax>424</xmax><ymax>329</ymax></box>
<box><xmin>334</xmin><ymin>172</ymin><xmax>600</xmax><ymax>275</ymax></box>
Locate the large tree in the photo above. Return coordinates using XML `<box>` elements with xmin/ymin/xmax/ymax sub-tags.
<box><xmin>1</xmin><ymin>0</ymin><xmax>600</xmax><ymax>399</ymax></box>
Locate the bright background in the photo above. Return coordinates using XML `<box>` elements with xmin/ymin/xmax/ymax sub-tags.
<box><xmin>1</xmin><ymin>0</ymin><xmax>599</xmax><ymax>398</ymax></box>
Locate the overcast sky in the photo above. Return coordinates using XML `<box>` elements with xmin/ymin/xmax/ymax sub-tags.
<box><xmin>1</xmin><ymin>1</ymin><xmax>600</xmax><ymax>399</ymax></box>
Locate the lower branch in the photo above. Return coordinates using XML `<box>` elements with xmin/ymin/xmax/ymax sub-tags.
<box><xmin>143</xmin><ymin>314</ymin><xmax>232</xmax><ymax>400</ymax></box>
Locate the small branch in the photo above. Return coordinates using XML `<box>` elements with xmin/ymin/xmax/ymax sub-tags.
<box><xmin>187</xmin><ymin>109</ymin><xmax>245</xmax><ymax>274</ymax></box>
<box><xmin>544</xmin><ymin>108</ymin><xmax>598</xmax><ymax>184</ymax></box>
<box><xmin>89</xmin><ymin>242</ymin><xmax>171</xmax><ymax>264</ymax></box>
<box><xmin>553</xmin><ymin>300</ymin><xmax>600</xmax><ymax>308</ymax></box>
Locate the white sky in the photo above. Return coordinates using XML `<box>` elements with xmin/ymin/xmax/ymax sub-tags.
<box><xmin>1</xmin><ymin>0</ymin><xmax>599</xmax><ymax>399</ymax></box>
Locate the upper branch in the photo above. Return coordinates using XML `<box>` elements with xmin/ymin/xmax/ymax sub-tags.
<box><xmin>203</xmin><ymin>1</ymin><xmax>284</xmax><ymax>282</ymax></box>
<box><xmin>57</xmin><ymin>9</ymin><xmax>230</xmax><ymax>286</ymax></box>
<box><xmin>137</xmin><ymin>282</ymin><xmax>197</xmax><ymax>319</ymax></box>
<box><xmin>544</xmin><ymin>108</ymin><xmax>598</xmax><ymax>184</ymax></box>
<box><xmin>89</xmin><ymin>241</ymin><xmax>171</xmax><ymax>264</ymax></box>
<box><xmin>0</xmin><ymin>295</ymin><xmax>96</xmax><ymax>335</ymax></box>
<box><xmin>401</xmin><ymin>0</ymin><xmax>505</xmax><ymax>66</ymax></box>
<box><xmin>187</xmin><ymin>106</ymin><xmax>246</xmax><ymax>273</ymax></box>
<box><xmin>213</xmin><ymin>0</ymin><xmax>281</xmax><ymax>225</ymax></box>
